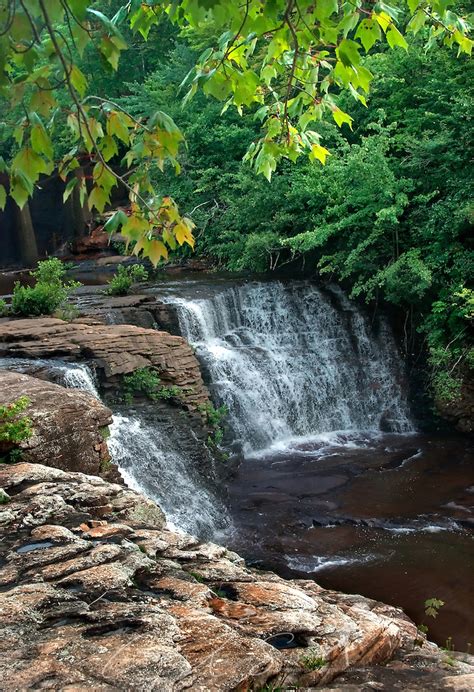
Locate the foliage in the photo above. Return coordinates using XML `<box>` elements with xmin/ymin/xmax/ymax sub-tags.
<box><xmin>105</xmin><ymin>263</ymin><xmax>148</xmax><ymax>296</ymax></box>
<box><xmin>0</xmin><ymin>0</ymin><xmax>471</xmax><ymax>264</ymax></box>
<box><xmin>299</xmin><ymin>649</ymin><xmax>327</xmax><ymax>671</ymax></box>
<box><xmin>0</xmin><ymin>396</ymin><xmax>33</xmax><ymax>462</ymax></box>
<box><xmin>148</xmin><ymin>40</ymin><xmax>472</xmax><ymax>403</ymax></box>
<box><xmin>10</xmin><ymin>258</ymin><xmax>80</xmax><ymax>317</ymax></box>
<box><xmin>122</xmin><ymin>367</ymin><xmax>182</xmax><ymax>404</ymax></box>
<box><xmin>425</xmin><ymin>597</ymin><xmax>445</xmax><ymax>618</ymax></box>
<box><xmin>198</xmin><ymin>402</ymin><xmax>228</xmax><ymax>446</ymax></box>
<box><xmin>0</xmin><ymin>298</ymin><xmax>8</xmax><ymax>316</ymax></box>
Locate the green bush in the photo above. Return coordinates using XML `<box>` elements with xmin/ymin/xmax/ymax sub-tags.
<box><xmin>105</xmin><ymin>264</ymin><xmax>148</xmax><ymax>297</ymax></box>
<box><xmin>122</xmin><ymin>367</ymin><xmax>182</xmax><ymax>404</ymax></box>
<box><xmin>0</xmin><ymin>298</ymin><xmax>9</xmax><ymax>316</ymax></box>
<box><xmin>0</xmin><ymin>396</ymin><xmax>33</xmax><ymax>462</ymax></box>
<box><xmin>11</xmin><ymin>258</ymin><xmax>80</xmax><ymax>318</ymax></box>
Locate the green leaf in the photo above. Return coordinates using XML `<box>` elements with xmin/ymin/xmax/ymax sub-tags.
<box><xmin>88</xmin><ymin>186</ymin><xmax>109</xmax><ymax>213</ymax></box>
<box><xmin>106</xmin><ymin>111</ymin><xmax>129</xmax><ymax>145</ymax></box>
<box><xmin>332</xmin><ymin>108</ymin><xmax>354</xmax><ymax>129</ymax></box>
<box><xmin>30</xmin><ymin>122</ymin><xmax>53</xmax><ymax>160</ymax></box>
<box><xmin>355</xmin><ymin>19</ymin><xmax>382</xmax><ymax>52</ymax></box>
<box><xmin>104</xmin><ymin>209</ymin><xmax>128</xmax><ymax>234</ymax></box>
<box><xmin>100</xmin><ymin>135</ymin><xmax>119</xmax><ymax>162</ymax></box>
<box><xmin>70</xmin><ymin>65</ymin><xmax>88</xmax><ymax>97</ymax></box>
<box><xmin>386</xmin><ymin>25</ymin><xmax>409</xmax><ymax>50</ymax></box>
<box><xmin>63</xmin><ymin>177</ymin><xmax>79</xmax><ymax>203</ymax></box>
<box><xmin>0</xmin><ymin>184</ymin><xmax>6</xmax><ymax>211</ymax></box>
<box><xmin>309</xmin><ymin>143</ymin><xmax>331</xmax><ymax>165</ymax></box>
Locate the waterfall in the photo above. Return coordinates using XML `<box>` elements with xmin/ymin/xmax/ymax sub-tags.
<box><xmin>108</xmin><ymin>414</ymin><xmax>228</xmax><ymax>537</ymax></box>
<box><xmin>0</xmin><ymin>356</ymin><xmax>224</xmax><ymax>537</ymax></box>
<box><xmin>170</xmin><ymin>281</ymin><xmax>413</xmax><ymax>456</ymax></box>
<box><xmin>0</xmin><ymin>357</ymin><xmax>100</xmax><ymax>397</ymax></box>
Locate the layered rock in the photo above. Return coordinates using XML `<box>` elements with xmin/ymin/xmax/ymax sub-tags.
<box><xmin>0</xmin><ymin>317</ymin><xmax>209</xmax><ymax>411</ymax></box>
<box><xmin>0</xmin><ymin>371</ymin><xmax>116</xmax><ymax>480</ymax></box>
<box><xmin>1</xmin><ymin>462</ymin><xmax>472</xmax><ymax>690</ymax></box>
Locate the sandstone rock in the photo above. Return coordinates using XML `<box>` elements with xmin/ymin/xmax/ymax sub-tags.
<box><xmin>0</xmin><ymin>317</ymin><xmax>210</xmax><ymax>411</ymax></box>
<box><xmin>0</xmin><ymin>462</ymin><xmax>472</xmax><ymax>690</ymax></box>
<box><xmin>0</xmin><ymin>371</ymin><xmax>116</xmax><ymax>479</ymax></box>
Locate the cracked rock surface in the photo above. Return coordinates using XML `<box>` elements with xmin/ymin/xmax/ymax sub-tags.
<box><xmin>1</xmin><ymin>462</ymin><xmax>473</xmax><ymax>691</ymax></box>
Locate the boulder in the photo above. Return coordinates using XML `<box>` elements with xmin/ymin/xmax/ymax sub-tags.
<box><xmin>0</xmin><ymin>371</ymin><xmax>116</xmax><ymax>480</ymax></box>
<box><xmin>0</xmin><ymin>462</ymin><xmax>472</xmax><ymax>690</ymax></box>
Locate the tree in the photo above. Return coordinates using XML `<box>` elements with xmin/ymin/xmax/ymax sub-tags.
<box><xmin>0</xmin><ymin>0</ymin><xmax>471</xmax><ymax>264</ymax></box>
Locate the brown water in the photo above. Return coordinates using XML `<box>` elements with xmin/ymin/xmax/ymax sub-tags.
<box><xmin>226</xmin><ymin>432</ymin><xmax>474</xmax><ymax>650</ymax></box>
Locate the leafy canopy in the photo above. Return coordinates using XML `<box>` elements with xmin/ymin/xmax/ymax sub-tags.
<box><xmin>0</xmin><ymin>0</ymin><xmax>472</xmax><ymax>262</ymax></box>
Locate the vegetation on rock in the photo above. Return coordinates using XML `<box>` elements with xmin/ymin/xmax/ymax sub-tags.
<box><xmin>122</xmin><ymin>367</ymin><xmax>182</xmax><ymax>404</ymax></box>
<box><xmin>0</xmin><ymin>396</ymin><xmax>32</xmax><ymax>462</ymax></box>
<box><xmin>105</xmin><ymin>263</ymin><xmax>148</xmax><ymax>296</ymax></box>
<box><xmin>8</xmin><ymin>259</ymin><xmax>80</xmax><ymax>318</ymax></box>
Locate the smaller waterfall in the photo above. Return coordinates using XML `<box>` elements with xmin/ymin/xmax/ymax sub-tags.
<box><xmin>108</xmin><ymin>414</ymin><xmax>228</xmax><ymax>538</ymax></box>
<box><xmin>0</xmin><ymin>357</ymin><xmax>99</xmax><ymax>397</ymax></box>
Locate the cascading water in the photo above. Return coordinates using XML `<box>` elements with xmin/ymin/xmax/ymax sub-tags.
<box><xmin>170</xmin><ymin>281</ymin><xmax>413</xmax><ymax>456</ymax></box>
<box><xmin>0</xmin><ymin>357</ymin><xmax>100</xmax><ymax>397</ymax></box>
<box><xmin>0</xmin><ymin>356</ymin><xmax>225</xmax><ymax>537</ymax></box>
<box><xmin>108</xmin><ymin>414</ymin><xmax>227</xmax><ymax>537</ymax></box>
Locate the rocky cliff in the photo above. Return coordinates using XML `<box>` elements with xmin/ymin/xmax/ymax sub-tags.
<box><xmin>0</xmin><ymin>317</ymin><xmax>210</xmax><ymax>412</ymax></box>
<box><xmin>1</xmin><ymin>462</ymin><xmax>472</xmax><ymax>691</ymax></box>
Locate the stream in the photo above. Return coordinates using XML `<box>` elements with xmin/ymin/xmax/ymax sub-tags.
<box><xmin>161</xmin><ymin>277</ymin><xmax>473</xmax><ymax>650</ymax></box>
<box><xmin>1</xmin><ymin>271</ymin><xmax>472</xmax><ymax>650</ymax></box>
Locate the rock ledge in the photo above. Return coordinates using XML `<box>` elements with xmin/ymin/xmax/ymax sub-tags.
<box><xmin>1</xmin><ymin>462</ymin><xmax>472</xmax><ymax>690</ymax></box>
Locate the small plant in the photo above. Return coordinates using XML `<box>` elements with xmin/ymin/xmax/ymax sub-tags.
<box><xmin>298</xmin><ymin>649</ymin><xmax>327</xmax><ymax>672</ymax></box>
<box><xmin>0</xmin><ymin>298</ymin><xmax>9</xmax><ymax>317</ymax></box>
<box><xmin>11</xmin><ymin>258</ymin><xmax>80</xmax><ymax>318</ymax></box>
<box><xmin>122</xmin><ymin>367</ymin><xmax>182</xmax><ymax>404</ymax></box>
<box><xmin>0</xmin><ymin>396</ymin><xmax>33</xmax><ymax>462</ymax></box>
<box><xmin>105</xmin><ymin>264</ymin><xmax>148</xmax><ymax>296</ymax></box>
<box><xmin>424</xmin><ymin>598</ymin><xmax>445</xmax><ymax>619</ymax></box>
<box><xmin>198</xmin><ymin>402</ymin><xmax>228</xmax><ymax>447</ymax></box>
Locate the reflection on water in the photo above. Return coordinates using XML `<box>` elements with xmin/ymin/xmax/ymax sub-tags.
<box><xmin>227</xmin><ymin>432</ymin><xmax>474</xmax><ymax>650</ymax></box>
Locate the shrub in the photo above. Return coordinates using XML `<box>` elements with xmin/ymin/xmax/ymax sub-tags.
<box><xmin>0</xmin><ymin>298</ymin><xmax>9</xmax><ymax>316</ymax></box>
<box><xmin>0</xmin><ymin>396</ymin><xmax>33</xmax><ymax>462</ymax></box>
<box><xmin>11</xmin><ymin>258</ymin><xmax>80</xmax><ymax>318</ymax></box>
<box><xmin>122</xmin><ymin>367</ymin><xmax>182</xmax><ymax>404</ymax></box>
<box><xmin>105</xmin><ymin>264</ymin><xmax>148</xmax><ymax>296</ymax></box>
<box><xmin>198</xmin><ymin>402</ymin><xmax>228</xmax><ymax>447</ymax></box>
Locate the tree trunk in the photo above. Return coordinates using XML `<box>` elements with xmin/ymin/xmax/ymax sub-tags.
<box><xmin>14</xmin><ymin>202</ymin><xmax>39</xmax><ymax>267</ymax></box>
<box><xmin>66</xmin><ymin>167</ymin><xmax>91</xmax><ymax>241</ymax></box>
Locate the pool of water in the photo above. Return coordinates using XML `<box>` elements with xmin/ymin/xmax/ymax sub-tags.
<box><xmin>226</xmin><ymin>431</ymin><xmax>474</xmax><ymax>650</ymax></box>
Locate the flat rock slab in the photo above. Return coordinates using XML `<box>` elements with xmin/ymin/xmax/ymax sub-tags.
<box><xmin>1</xmin><ymin>462</ymin><xmax>472</xmax><ymax>690</ymax></box>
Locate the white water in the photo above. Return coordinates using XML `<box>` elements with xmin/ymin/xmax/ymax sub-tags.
<box><xmin>170</xmin><ymin>281</ymin><xmax>414</xmax><ymax>456</ymax></box>
<box><xmin>108</xmin><ymin>414</ymin><xmax>228</xmax><ymax>537</ymax></box>
<box><xmin>0</xmin><ymin>357</ymin><xmax>100</xmax><ymax>397</ymax></box>
<box><xmin>0</xmin><ymin>356</ymin><xmax>224</xmax><ymax>536</ymax></box>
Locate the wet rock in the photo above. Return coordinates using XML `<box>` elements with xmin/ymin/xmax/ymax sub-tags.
<box><xmin>1</xmin><ymin>462</ymin><xmax>472</xmax><ymax>690</ymax></box>
<box><xmin>0</xmin><ymin>371</ymin><xmax>116</xmax><ymax>480</ymax></box>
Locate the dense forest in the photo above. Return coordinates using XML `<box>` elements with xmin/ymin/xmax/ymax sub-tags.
<box><xmin>0</xmin><ymin>0</ymin><xmax>472</xmax><ymax>405</ymax></box>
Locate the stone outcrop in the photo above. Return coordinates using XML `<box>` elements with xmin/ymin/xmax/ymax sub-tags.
<box><xmin>1</xmin><ymin>462</ymin><xmax>472</xmax><ymax>691</ymax></box>
<box><xmin>0</xmin><ymin>371</ymin><xmax>117</xmax><ymax>480</ymax></box>
<box><xmin>0</xmin><ymin>317</ymin><xmax>210</xmax><ymax>411</ymax></box>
